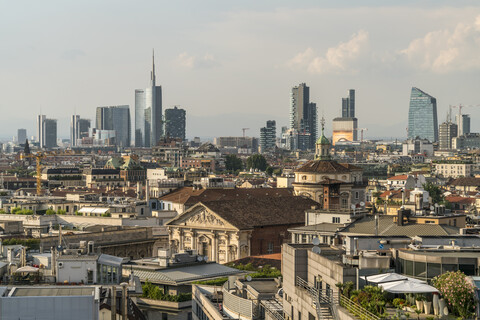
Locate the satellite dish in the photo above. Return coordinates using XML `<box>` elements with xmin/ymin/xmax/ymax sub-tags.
<box><xmin>246</xmin><ymin>275</ymin><xmax>252</xmax><ymax>282</ymax></box>
<box><xmin>312</xmin><ymin>246</ymin><xmax>321</xmax><ymax>254</ymax></box>
<box><xmin>204</xmin><ymin>256</ymin><xmax>208</xmax><ymax>262</ymax></box>
<box><xmin>430</xmin><ymin>206</ymin><xmax>434</xmax><ymax>211</ymax></box>
<box><xmin>351</xmin><ymin>204</ymin><xmax>356</xmax><ymax>210</ymax></box>
<box><xmin>197</xmin><ymin>256</ymin><xmax>203</xmax><ymax>262</ymax></box>
<box><xmin>360</xmin><ymin>202</ymin><xmax>365</xmax><ymax>207</ymax></box>
<box><xmin>312</xmin><ymin>237</ymin><xmax>320</xmax><ymax>246</ymax></box>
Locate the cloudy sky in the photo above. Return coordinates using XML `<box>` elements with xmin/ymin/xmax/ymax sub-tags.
<box><xmin>1</xmin><ymin>0</ymin><xmax>480</xmax><ymax>141</ymax></box>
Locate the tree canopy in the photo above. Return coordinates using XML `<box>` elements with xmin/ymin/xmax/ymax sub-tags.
<box><xmin>246</xmin><ymin>154</ymin><xmax>268</xmax><ymax>171</ymax></box>
<box><xmin>225</xmin><ymin>154</ymin><xmax>243</xmax><ymax>172</ymax></box>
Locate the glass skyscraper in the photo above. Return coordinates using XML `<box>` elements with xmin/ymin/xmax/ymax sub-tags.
<box><xmin>342</xmin><ymin>89</ymin><xmax>355</xmax><ymax>118</ymax></box>
<box><xmin>96</xmin><ymin>105</ymin><xmax>131</xmax><ymax>148</ymax></box>
<box><xmin>165</xmin><ymin>106</ymin><xmax>186</xmax><ymax>140</ymax></box>
<box><xmin>135</xmin><ymin>52</ymin><xmax>163</xmax><ymax>147</ymax></box>
<box><xmin>289</xmin><ymin>83</ymin><xmax>317</xmax><ymax>150</ymax></box>
<box><xmin>408</xmin><ymin>87</ymin><xmax>438</xmax><ymax>142</ymax></box>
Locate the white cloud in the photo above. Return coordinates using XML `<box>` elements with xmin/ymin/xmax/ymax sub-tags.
<box><xmin>287</xmin><ymin>30</ymin><xmax>369</xmax><ymax>74</ymax></box>
<box><xmin>174</xmin><ymin>52</ymin><xmax>219</xmax><ymax>69</ymax></box>
<box><xmin>401</xmin><ymin>15</ymin><xmax>480</xmax><ymax>73</ymax></box>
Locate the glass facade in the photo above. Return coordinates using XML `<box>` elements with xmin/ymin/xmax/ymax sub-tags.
<box><xmin>96</xmin><ymin>106</ymin><xmax>131</xmax><ymax>147</ymax></box>
<box><xmin>165</xmin><ymin>106</ymin><xmax>186</xmax><ymax>140</ymax></box>
<box><xmin>289</xmin><ymin>83</ymin><xmax>317</xmax><ymax>150</ymax></box>
<box><xmin>135</xmin><ymin>54</ymin><xmax>163</xmax><ymax>147</ymax></box>
<box><xmin>408</xmin><ymin>87</ymin><xmax>438</xmax><ymax>142</ymax></box>
<box><xmin>397</xmin><ymin>257</ymin><xmax>478</xmax><ymax>281</ymax></box>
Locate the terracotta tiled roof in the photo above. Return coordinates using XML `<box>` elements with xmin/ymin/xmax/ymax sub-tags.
<box><xmin>159</xmin><ymin>187</ymin><xmax>294</xmax><ymax>205</ymax></box>
<box><xmin>295</xmin><ymin>160</ymin><xmax>352</xmax><ymax>173</ymax></box>
<box><xmin>445</xmin><ymin>196</ymin><xmax>476</xmax><ymax>205</ymax></box>
<box><xmin>449</xmin><ymin>177</ymin><xmax>480</xmax><ymax>187</ymax></box>
<box><xmin>198</xmin><ymin>196</ymin><xmax>318</xmax><ymax>229</ymax></box>
<box><xmin>387</xmin><ymin>175</ymin><xmax>409</xmax><ymax>181</ymax></box>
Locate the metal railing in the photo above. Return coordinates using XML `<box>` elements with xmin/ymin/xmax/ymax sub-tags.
<box><xmin>339</xmin><ymin>294</ymin><xmax>380</xmax><ymax>320</ymax></box>
<box><xmin>296</xmin><ymin>276</ymin><xmax>338</xmax><ymax>320</ymax></box>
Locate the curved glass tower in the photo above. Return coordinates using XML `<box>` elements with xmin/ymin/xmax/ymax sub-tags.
<box><xmin>408</xmin><ymin>87</ymin><xmax>438</xmax><ymax>142</ymax></box>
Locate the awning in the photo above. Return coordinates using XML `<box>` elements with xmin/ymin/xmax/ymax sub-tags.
<box><xmin>379</xmin><ymin>280</ymin><xmax>439</xmax><ymax>293</ymax></box>
<box><xmin>361</xmin><ymin>272</ymin><xmax>426</xmax><ymax>284</ymax></box>
<box><xmin>15</xmin><ymin>266</ymin><xmax>39</xmax><ymax>273</ymax></box>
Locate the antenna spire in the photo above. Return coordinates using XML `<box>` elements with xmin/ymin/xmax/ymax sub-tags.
<box><xmin>151</xmin><ymin>49</ymin><xmax>156</xmax><ymax>86</ymax></box>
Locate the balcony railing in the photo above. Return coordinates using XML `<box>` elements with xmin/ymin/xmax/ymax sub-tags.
<box><xmin>295</xmin><ymin>276</ymin><xmax>338</xmax><ymax>320</ymax></box>
<box><xmin>339</xmin><ymin>294</ymin><xmax>380</xmax><ymax>320</ymax></box>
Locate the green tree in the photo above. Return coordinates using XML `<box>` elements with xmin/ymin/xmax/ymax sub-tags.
<box><xmin>246</xmin><ymin>154</ymin><xmax>268</xmax><ymax>171</ymax></box>
<box><xmin>265</xmin><ymin>166</ymin><xmax>274</xmax><ymax>176</ymax></box>
<box><xmin>423</xmin><ymin>182</ymin><xmax>444</xmax><ymax>204</ymax></box>
<box><xmin>225</xmin><ymin>154</ymin><xmax>243</xmax><ymax>172</ymax></box>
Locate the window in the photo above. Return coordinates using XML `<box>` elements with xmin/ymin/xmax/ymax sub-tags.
<box><xmin>355</xmin><ymin>191</ymin><xmax>359</xmax><ymax>199</ymax></box>
<box><xmin>267</xmin><ymin>242</ymin><xmax>274</xmax><ymax>254</ymax></box>
<box><xmin>332</xmin><ymin>217</ymin><xmax>340</xmax><ymax>223</ymax></box>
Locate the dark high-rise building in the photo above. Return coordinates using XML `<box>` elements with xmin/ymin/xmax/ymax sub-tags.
<box><xmin>164</xmin><ymin>106</ymin><xmax>186</xmax><ymax>141</ymax></box>
<box><xmin>260</xmin><ymin>120</ymin><xmax>276</xmax><ymax>152</ymax></box>
<box><xmin>289</xmin><ymin>83</ymin><xmax>317</xmax><ymax>150</ymax></box>
<box><xmin>70</xmin><ymin>115</ymin><xmax>91</xmax><ymax>147</ymax></box>
<box><xmin>439</xmin><ymin>121</ymin><xmax>458</xmax><ymax>150</ymax></box>
<box><xmin>37</xmin><ymin>115</ymin><xmax>57</xmax><ymax>149</ymax></box>
<box><xmin>408</xmin><ymin>87</ymin><xmax>438</xmax><ymax>142</ymax></box>
<box><xmin>17</xmin><ymin>129</ymin><xmax>27</xmax><ymax>145</ymax></box>
<box><xmin>96</xmin><ymin>106</ymin><xmax>131</xmax><ymax>147</ymax></box>
<box><xmin>332</xmin><ymin>89</ymin><xmax>358</xmax><ymax>145</ymax></box>
<box><xmin>342</xmin><ymin>89</ymin><xmax>355</xmax><ymax>118</ymax></box>
<box><xmin>135</xmin><ymin>52</ymin><xmax>163</xmax><ymax>147</ymax></box>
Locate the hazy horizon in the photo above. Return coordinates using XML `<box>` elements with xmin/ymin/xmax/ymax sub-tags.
<box><xmin>2</xmin><ymin>0</ymin><xmax>480</xmax><ymax>142</ymax></box>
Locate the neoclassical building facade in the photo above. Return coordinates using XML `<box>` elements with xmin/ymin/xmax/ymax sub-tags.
<box><xmin>166</xmin><ymin>203</ymin><xmax>251</xmax><ymax>263</ymax></box>
<box><xmin>166</xmin><ymin>196</ymin><xmax>318</xmax><ymax>264</ymax></box>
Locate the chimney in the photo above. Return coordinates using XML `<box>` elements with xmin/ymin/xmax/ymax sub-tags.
<box><xmin>397</xmin><ymin>208</ymin><xmax>404</xmax><ymax>226</ymax></box>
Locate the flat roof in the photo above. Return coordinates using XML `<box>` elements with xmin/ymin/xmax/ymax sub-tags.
<box><xmin>245</xmin><ymin>279</ymin><xmax>278</xmax><ymax>294</ymax></box>
<box><xmin>132</xmin><ymin>263</ymin><xmax>243</xmax><ymax>285</ymax></box>
<box><xmin>10</xmin><ymin>287</ymin><xmax>96</xmax><ymax>297</ymax></box>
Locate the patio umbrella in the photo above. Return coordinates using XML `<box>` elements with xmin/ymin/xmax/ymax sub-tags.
<box><xmin>15</xmin><ymin>266</ymin><xmax>39</xmax><ymax>273</ymax></box>
<box><xmin>379</xmin><ymin>280</ymin><xmax>439</xmax><ymax>293</ymax></box>
<box><xmin>361</xmin><ymin>273</ymin><xmax>426</xmax><ymax>284</ymax></box>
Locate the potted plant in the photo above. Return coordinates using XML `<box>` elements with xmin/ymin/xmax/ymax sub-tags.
<box><xmin>415</xmin><ymin>294</ymin><xmax>425</xmax><ymax>313</ymax></box>
<box><xmin>424</xmin><ymin>298</ymin><xmax>432</xmax><ymax>314</ymax></box>
<box><xmin>414</xmin><ymin>307</ymin><xmax>421</xmax><ymax>320</ymax></box>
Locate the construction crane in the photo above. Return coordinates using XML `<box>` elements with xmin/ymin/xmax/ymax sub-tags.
<box><xmin>20</xmin><ymin>151</ymin><xmax>57</xmax><ymax>195</ymax></box>
<box><xmin>353</xmin><ymin>128</ymin><xmax>368</xmax><ymax>142</ymax></box>
<box><xmin>242</xmin><ymin>128</ymin><xmax>249</xmax><ymax>138</ymax></box>
<box><xmin>451</xmin><ymin>104</ymin><xmax>480</xmax><ymax>118</ymax></box>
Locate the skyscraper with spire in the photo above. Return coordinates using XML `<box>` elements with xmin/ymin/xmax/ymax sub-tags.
<box><xmin>135</xmin><ymin>51</ymin><xmax>163</xmax><ymax>147</ymax></box>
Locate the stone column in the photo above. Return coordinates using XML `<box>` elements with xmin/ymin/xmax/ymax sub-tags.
<box><xmin>179</xmin><ymin>229</ymin><xmax>184</xmax><ymax>251</ymax></box>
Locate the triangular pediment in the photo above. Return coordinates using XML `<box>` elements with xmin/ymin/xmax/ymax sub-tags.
<box><xmin>167</xmin><ymin>204</ymin><xmax>238</xmax><ymax>230</ymax></box>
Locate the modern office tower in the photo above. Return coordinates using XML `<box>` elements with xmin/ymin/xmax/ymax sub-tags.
<box><xmin>342</xmin><ymin>89</ymin><xmax>355</xmax><ymax>118</ymax></box>
<box><xmin>439</xmin><ymin>121</ymin><xmax>458</xmax><ymax>150</ymax></box>
<box><xmin>260</xmin><ymin>120</ymin><xmax>276</xmax><ymax>152</ymax></box>
<box><xmin>164</xmin><ymin>106</ymin><xmax>186</xmax><ymax>140</ymax></box>
<box><xmin>135</xmin><ymin>52</ymin><xmax>163</xmax><ymax>147</ymax></box>
<box><xmin>37</xmin><ymin>115</ymin><xmax>46</xmax><ymax>146</ymax></box>
<box><xmin>70</xmin><ymin>115</ymin><xmax>91</xmax><ymax>146</ymax></box>
<box><xmin>37</xmin><ymin>115</ymin><xmax>57</xmax><ymax>149</ymax></box>
<box><xmin>332</xmin><ymin>89</ymin><xmax>358</xmax><ymax>145</ymax></box>
<box><xmin>456</xmin><ymin>114</ymin><xmax>471</xmax><ymax>136</ymax></box>
<box><xmin>17</xmin><ymin>129</ymin><xmax>27</xmax><ymax>145</ymax></box>
<box><xmin>407</xmin><ymin>87</ymin><xmax>438</xmax><ymax>142</ymax></box>
<box><xmin>95</xmin><ymin>106</ymin><xmax>131</xmax><ymax>147</ymax></box>
<box><xmin>289</xmin><ymin>83</ymin><xmax>317</xmax><ymax>150</ymax></box>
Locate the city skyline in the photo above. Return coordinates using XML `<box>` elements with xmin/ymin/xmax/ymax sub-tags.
<box><xmin>1</xmin><ymin>1</ymin><xmax>480</xmax><ymax>140</ymax></box>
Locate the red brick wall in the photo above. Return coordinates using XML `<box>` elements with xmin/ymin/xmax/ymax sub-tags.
<box><xmin>250</xmin><ymin>223</ymin><xmax>302</xmax><ymax>256</ymax></box>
